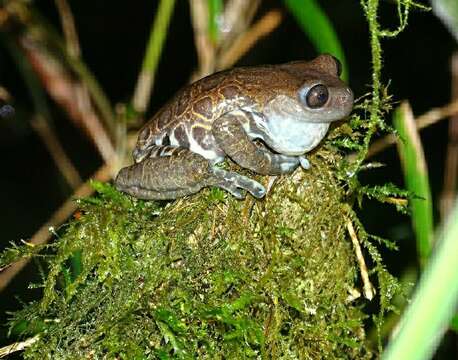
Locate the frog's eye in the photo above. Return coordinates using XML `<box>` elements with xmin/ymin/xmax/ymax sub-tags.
<box><xmin>305</xmin><ymin>84</ymin><xmax>329</xmax><ymax>108</ymax></box>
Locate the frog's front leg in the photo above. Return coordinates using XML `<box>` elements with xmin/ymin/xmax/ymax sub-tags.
<box><xmin>115</xmin><ymin>145</ymin><xmax>265</xmax><ymax>200</ymax></box>
<box><xmin>212</xmin><ymin>112</ymin><xmax>300</xmax><ymax>175</ymax></box>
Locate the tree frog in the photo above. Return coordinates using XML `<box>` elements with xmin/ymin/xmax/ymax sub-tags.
<box><xmin>115</xmin><ymin>54</ymin><xmax>354</xmax><ymax>200</ymax></box>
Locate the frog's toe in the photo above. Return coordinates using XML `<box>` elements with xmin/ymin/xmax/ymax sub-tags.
<box><xmin>247</xmin><ymin>181</ymin><xmax>266</xmax><ymax>198</ymax></box>
<box><xmin>217</xmin><ymin>184</ymin><xmax>246</xmax><ymax>199</ymax></box>
<box><xmin>210</xmin><ymin>167</ymin><xmax>266</xmax><ymax>199</ymax></box>
<box><xmin>299</xmin><ymin>156</ymin><xmax>310</xmax><ymax>170</ymax></box>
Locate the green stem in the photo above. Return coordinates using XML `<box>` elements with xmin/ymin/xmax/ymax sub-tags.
<box><xmin>367</xmin><ymin>0</ymin><xmax>382</xmax><ymax>120</ymax></box>
<box><xmin>353</xmin><ymin>0</ymin><xmax>383</xmax><ymax>169</ymax></box>
<box><xmin>132</xmin><ymin>0</ymin><xmax>176</xmax><ymax>113</ymax></box>
<box><xmin>207</xmin><ymin>0</ymin><xmax>223</xmax><ymax>44</ymax></box>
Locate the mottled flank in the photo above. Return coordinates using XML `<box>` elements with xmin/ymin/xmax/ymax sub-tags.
<box><xmin>193</xmin><ymin>96</ymin><xmax>213</xmax><ymax>119</ymax></box>
<box><xmin>173</xmin><ymin>125</ymin><xmax>189</xmax><ymax>148</ymax></box>
<box><xmin>219</xmin><ymin>85</ymin><xmax>239</xmax><ymax>100</ymax></box>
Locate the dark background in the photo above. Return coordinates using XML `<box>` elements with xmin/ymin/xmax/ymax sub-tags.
<box><xmin>0</xmin><ymin>0</ymin><xmax>456</xmax><ymax>357</ymax></box>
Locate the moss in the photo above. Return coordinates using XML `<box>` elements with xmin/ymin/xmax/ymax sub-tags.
<box><xmin>4</xmin><ymin>148</ymin><xmax>387</xmax><ymax>359</ymax></box>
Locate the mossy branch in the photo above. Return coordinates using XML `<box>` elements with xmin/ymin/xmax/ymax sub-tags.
<box><xmin>3</xmin><ymin>153</ymin><xmax>386</xmax><ymax>358</ymax></box>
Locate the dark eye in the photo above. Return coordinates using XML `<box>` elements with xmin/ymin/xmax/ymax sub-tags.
<box><xmin>305</xmin><ymin>84</ymin><xmax>329</xmax><ymax>108</ymax></box>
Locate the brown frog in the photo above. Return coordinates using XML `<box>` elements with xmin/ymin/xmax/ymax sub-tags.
<box><xmin>115</xmin><ymin>54</ymin><xmax>354</xmax><ymax>200</ymax></box>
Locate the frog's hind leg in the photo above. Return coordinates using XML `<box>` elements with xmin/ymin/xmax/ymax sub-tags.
<box><xmin>115</xmin><ymin>145</ymin><xmax>265</xmax><ymax>200</ymax></box>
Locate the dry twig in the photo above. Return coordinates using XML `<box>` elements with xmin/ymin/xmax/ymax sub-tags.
<box><xmin>0</xmin><ymin>335</ymin><xmax>40</xmax><ymax>358</ymax></box>
<box><xmin>217</xmin><ymin>9</ymin><xmax>283</xmax><ymax>70</ymax></box>
<box><xmin>189</xmin><ymin>0</ymin><xmax>216</xmax><ymax>81</ymax></box>
<box><xmin>219</xmin><ymin>0</ymin><xmax>261</xmax><ymax>49</ymax></box>
<box><xmin>440</xmin><ymin>53</ymin><xmax>458</xmax><ymax>218</ymax></box>
<box><xmin>19</xmin><ymin>36</ymin><xmax>116</xmax><ymax>163</ymax></box>
<box><xmin>362</xmin><ymin>98</ymin><xmax>458</xmax><ymax>160</ymax></box>
<box><xmin>346</xmin><ymin>220</ymin><xmax>375</xmax><ymax>300</ymax></box>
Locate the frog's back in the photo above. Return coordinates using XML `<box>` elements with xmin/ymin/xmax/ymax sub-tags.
<box><xmin>135</xmin><ymin>63</ymin><xmax>306</xmax><ymax>161</ymax></box>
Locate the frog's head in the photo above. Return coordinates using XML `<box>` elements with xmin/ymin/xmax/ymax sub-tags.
<box><xmin>294</xmin><ymin>54</ymin><xmax>353</xmax><ymax>122</ymax></box>
<box><xmin>258</xmin><ymin>54</ymin><xmax>354</xmax><ymax>155</ymax></box>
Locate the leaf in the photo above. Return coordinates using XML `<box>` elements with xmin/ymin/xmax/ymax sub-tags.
<box><xmin>284</xmin><ymin>0</ymin><xmax>348</xmax><ymax>81</ymax></box>
<box><xmin>451</xmin><ymin>313</ymin><xmax>458</xmax><ymax>332</ymax></box>
<box><xmin>207</xmin><ymin>0</ymin><xmax>223</xmax><ymax>43</ymax></box>
<box><xmin>393</xmin><ymin>101</ymin><xmax>434</xmax><ymax>265</ymax></box>
<box><xmin>432</xmin><ymin>0</ymin><xmax>458</xmax><ymax>42</ymax></box>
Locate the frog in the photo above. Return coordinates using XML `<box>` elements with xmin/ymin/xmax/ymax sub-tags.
<box><xmin>115</xmin><ymin>54</ymin><xmax>354</xmax><ymax>200</ymax></box>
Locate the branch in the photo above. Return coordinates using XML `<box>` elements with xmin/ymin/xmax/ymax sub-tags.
<box><xmin>217</xmin><ymin>9</ymin><xmax>283</xmax><ymax>70</ymax></box>
<box><xmin>361</xmin><ymin>98</ymin><xmax>458</xmax><ymax>160</ymax></box>
<box><xmin>54</xmin><ymin>0</ymin><xmax>80</xmax><ymax>57</ymax></box>
<box><xmin>0</xmin><ymin>335</ymin><xmax>40</xmax><ymax>358</ymax></box>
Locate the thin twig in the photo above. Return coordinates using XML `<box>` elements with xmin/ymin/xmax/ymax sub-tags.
<box><xmin>361</xmin><ymin>98</ymin><xmax>458</xmax><ymax>159</ymax></box>
<box><xmin>219</xmin><ymin>0</ymin><xmax>261</xmax><ymax>48</ymax></box>
<box><xmin>0</xmin><ymin>335</ymin><xmax>40</xmax><ymax>358</ymax></box>
<box><xmin>31</xmin><ymin>114</ymin><xmax>82</xmax><ymax>189</ymax></box>
<box><xmin>5</xmin><ymin>2</ymin><xmax>116</xmax><ymax>137</ymax></box>
<box><xmin>217</xmin><ymin>9</ymin><xmax>283</xmax><ymax>70</ymax></box>
<box><xmin>0</xmin><ymin>162</ymin><xmax>114</xmax><ymax>292</ymax></box>
<box><xmin>440</xmin><ymin>52</ymin><xmax>458</xmax><ymax>218</ymax></box>
<box><xmin>19</xmin><ymin>36</ymin><xmax>116</xmax><ymax>163</ymax></box>
<box><xmin>346</xmin><ymin>220</ymin><xmax>375</xmax><ymax>300</ymax></box>
<box><xmin>189</xmin><ymin>0</ymin><xmax>216</xmax><ymax>81</ymax></box>
<box><xmin>54</xmin><ymin>0</ymin><xmax>80</xmax><ymax>57</ymax></box>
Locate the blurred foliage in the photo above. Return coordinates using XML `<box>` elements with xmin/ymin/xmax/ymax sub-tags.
<box><xmin>432</xmin><ymin>0</ymin><xmax>458</xmax><ymax>42</ymax></box>
<box><xmin>207</xmin><ymin>0</ymin><xmax>223</xmax><ymax>44</ymax></box>
<box><xmin>284</xmin><ymin>0</ymin><xmax>348</xmax><ymax>81</ymax></box>
<box><xmin>383</xmin><ymin>201</ymin><xmax>458</xmax><ymax>360</ymax></box>
<box><xmin>393</xmin><ymin>102</ymin><xmax>433</xmax><ymax>265</ymax></box>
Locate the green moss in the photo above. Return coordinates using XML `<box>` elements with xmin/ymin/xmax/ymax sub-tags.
<box><xmin>7</xmin><ymin>150</ymin><xmax>385</xmax><ymax>359</ymax></box>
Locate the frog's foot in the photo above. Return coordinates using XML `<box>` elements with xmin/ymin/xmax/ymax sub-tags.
<box><xmin>210</xmin><ymin>167</ymin><xmax>266</xmax><ymax>199</ymax></box>
<box><xmin>299</xmin><ymin>156</ymin><xmax>310</xmax><ymax>170</ymax></box>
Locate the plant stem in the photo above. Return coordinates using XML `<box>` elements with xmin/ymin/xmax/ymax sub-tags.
<box><xmin>132</xmin><ymin>0</ymin><xmax>176</xmax><ymax>113</ymax></box>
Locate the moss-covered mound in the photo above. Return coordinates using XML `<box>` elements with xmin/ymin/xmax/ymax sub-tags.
<box><xmin>10</xmin><ymin>151</ymin><xmax>375</xmax><ymax>359</ymax></box>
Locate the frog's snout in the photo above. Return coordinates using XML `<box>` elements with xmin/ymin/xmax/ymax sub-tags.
<box><xmin>114</xmin><ymin>167</ymin><xmax>129</xmax><ymax>191</ymax></box>
<box><xmin>338</xmin><ymin>87</ymin><xmax>354</xmax><ymax>117</ymax></box>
